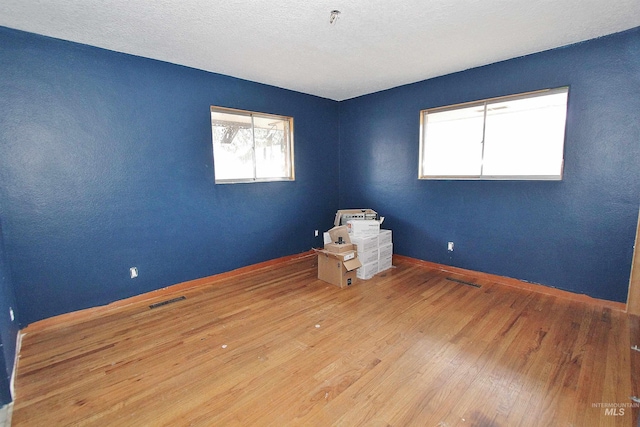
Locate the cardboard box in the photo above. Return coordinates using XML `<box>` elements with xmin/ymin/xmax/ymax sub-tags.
<box><xmin>378</xmin><ymin>229</ymin><xmax>392</xmax><ymax>247</ymax></box>
<box><xmin>358</xmin><ymin>249</ymin><xmax>379</xmax><ymax>265</ymax></box>
<box><xmin>334</xmin><ymin>209</ymin><xmax>378</xmax><ymax>226</ymax></box>
<box><xmin>324</xmin><ymin>242</ymin><xmax>354</xmax><ymax>253</ymax></box>
<box><xmin>347</xmin><ymin>220</ymin><xmax>380</xmax><ymax>237</ymax></box>
<box><xmin>350</xmin><ymin>235</ymin><xmax>379</xmax><ymax>253</ymax></box>
<box><xmin>379</xmin><ymin>243</ymin><xmax>393</xmax><ymax>260</ymax></box>
<box><xmin>378</xmin><ymin>254</ymin><xmax>393</xmax><ymax>273</ymax></box>
<box><xmin>316</xmin><ymin>249</ymin><xmax>361</xmax><ymax>288</ymax></box>
<box><xmin>357</xmin><ymin>260</ymin><xmax>379</xmax><ymax>280</ymax></box>
<box><xmin>323</xmin><ymin>225</ymin><xmax>352</xmax><ymax>246</ymax></box>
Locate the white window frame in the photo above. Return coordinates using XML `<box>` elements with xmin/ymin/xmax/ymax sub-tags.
<box><xmin>211</xmin><ymin>106</ymin><xmax>295</xmax><ymax>184</ymax></box>
<box><xmin>418</xmin><ymin>87</ymin><xmax>569</xmax><ymax>181</ymax></box>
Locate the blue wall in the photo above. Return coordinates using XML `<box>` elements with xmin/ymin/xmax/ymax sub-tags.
<box><xmin>0</xmin><ymin>219</ymin><xmax>19</xmax><ymax>404</ymax></box>
<box><xmin>0</xmin><ymin>27</ymin><xmax>339</xmax><ymax>326</ymax></box>
<box><xmin>339</xmin><ymin>28</ymin><xmax>640</xmax><ymax>302</ymax></box>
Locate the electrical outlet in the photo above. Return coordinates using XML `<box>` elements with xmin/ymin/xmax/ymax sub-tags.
<box><xmin>314</xmin><ymin>230</ymin><xmax>319</xmax><ymax>237</ymax></box>
<box><xmin>9</xmin><ymin>307</ymin><xmax>14</xmax><ymax>322</ymax></box>
<box><xmin>447</xmin><ymin>242</ymin><xmax>454</xmax><ymax>252</ymax></box>
<box><xmin>130</xmin><ymin>267</ymin><xmax>138</xmax><ymax>278</ymax></box>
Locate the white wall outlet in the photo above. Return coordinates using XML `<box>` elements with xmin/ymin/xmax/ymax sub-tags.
<box><xmin>314</xmin><ymin>230</ymin><xmax>319</xmax><ymax>237</ymax></box>
<box><xmin>447</xmin><ymin>242</ymin><xmax>454</xmax><ymax>252</ymax></box>
<box><xmin>9</xmin><ymin>307</ymin><xmax>14</xmax><ymax>322</ymax></box>
<box><xmin>130</xmin><ymin>267</ymin><xmax>138</xmax><ymax>278</ymax></box>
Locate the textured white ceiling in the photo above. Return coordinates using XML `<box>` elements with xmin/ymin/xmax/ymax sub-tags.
<box><xmin>1</xmin><ymin>0</ymin><xmax>639</xmax><ymax>100</ymax></box>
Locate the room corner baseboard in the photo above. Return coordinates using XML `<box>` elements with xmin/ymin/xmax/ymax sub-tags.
<box><xmin>393</xmin><ymin>254</ymin><xmax>626</xmax><ymax>311</ymax></box>
<box><xmin>23</xmin><ymin>250</ymin><xmax>316</xmax><ymax>334</ymax></box>
<box><xmin>25</xmin><ymin>251</ymin><xmax>624</xmax><ymax>336</ymax></box>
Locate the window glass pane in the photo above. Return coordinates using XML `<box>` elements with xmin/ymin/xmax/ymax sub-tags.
<box><xmin>482</xmin><ymin>91</ymin><xmax>567</xmax><ymax>177</ymax></box>
<box><xmin>252</xmin><ymin>116</ymin><xmax>290</xmax><ymax>179</ymax></box>
<box><xmin>422</xmin><ymin>105</ymin><xmax>484</xmax><ymax>176</ymax></box>
<box><xmin>211</xmin><ymin>112</ymin><xmax>254</xmax><ymax>181</ymax></box>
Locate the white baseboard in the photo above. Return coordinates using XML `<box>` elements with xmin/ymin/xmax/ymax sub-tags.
<box><xmin>10</xmin><ymin>331</ymin><xmax>23</xmax><ymax>400</ymax></box>
<box><xmin>1</xmin><ymin>331</ymin><xmax>24</xmax><ymax>427</ymax></box>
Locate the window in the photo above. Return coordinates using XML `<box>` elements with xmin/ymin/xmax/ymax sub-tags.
<box><xmin>419</xmin><ymin>87</ymin><xmax>569</xmax><ymax>180</ymax></box>
<box><xmin>211</xmin><ymin>106</ymin><xmax>294</xmax><ymax>183</ymax></box>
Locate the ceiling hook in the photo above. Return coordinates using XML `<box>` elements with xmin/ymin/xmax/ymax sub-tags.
<box><xmin>329</xmin><ymin>10</ymin><xmax>341</xmax><ymax>25</ymax></box>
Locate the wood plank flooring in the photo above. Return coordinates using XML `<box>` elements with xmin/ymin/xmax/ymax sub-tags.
<box><xmin>12</xmin><ymin>254</ymin><xmax>638</xmax><ymax>426</ymax></box>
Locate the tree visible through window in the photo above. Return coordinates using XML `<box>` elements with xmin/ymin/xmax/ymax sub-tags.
<box><xmin>211</xmin><ymin>107</ymin><xmax>294</xmax><ymax>183</ymax></box>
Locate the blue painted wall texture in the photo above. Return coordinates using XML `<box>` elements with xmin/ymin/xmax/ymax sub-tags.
<box><xmin>0</xmin><ymin>27</ymin><xmax>339</xmax><ymax>327</ymax></box>
<box><xmin>0</xmin><ymin>219</ymin><xmax>19</xmax><ymax>404</ymax></box>
<box><xmin>339</xmin><ymin>27</ymin><xmax>640</xmax><ymax>303</ymax></box>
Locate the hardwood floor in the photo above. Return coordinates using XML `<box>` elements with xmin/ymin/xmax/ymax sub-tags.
<box><xmin>12</xmin><ymin>254</ymin><xmax>638</xmax><ymax>426</ymax></box>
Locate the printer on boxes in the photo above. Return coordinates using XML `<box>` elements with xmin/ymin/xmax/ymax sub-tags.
<box><xmin>334</xmin><ymin>209</ymin><xmax>378</xmax><ymax>226</ymax></box>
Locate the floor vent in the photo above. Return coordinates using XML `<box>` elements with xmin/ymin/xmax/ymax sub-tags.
<box><xmin>446</xmin><ymin>277</ymin><xmax>481</xmax><ymax>288</ymax></box>
<box><xmin>149</xmin><ymin>296</ymin><xmax>186</xmax><ymax>309</ymax></box>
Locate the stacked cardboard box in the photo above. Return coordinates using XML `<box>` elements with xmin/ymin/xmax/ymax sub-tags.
<box><xmin>378</xmin><ymin>230</ymin><xmax>393</xmax><ymax>273</ymax></box>
<box><xmin>350</xmin><ymin>235</ymin><xmax>378</xmax><ymax>279</ymax></box>
<box><xmin>348</xmin><ymin>220</ymin><xmax>393</xmax><ymax>280</ymax></box>
<box><xmin>318</xmin><ymin>209</ymin><xmax>393</xmax><ymax>285</ymax></box>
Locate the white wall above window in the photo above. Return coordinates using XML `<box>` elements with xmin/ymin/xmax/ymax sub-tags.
<box><xmin>419</xmin><ymin>87</ymin><xmax>569</xmax><ymax>180</ymax></box>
